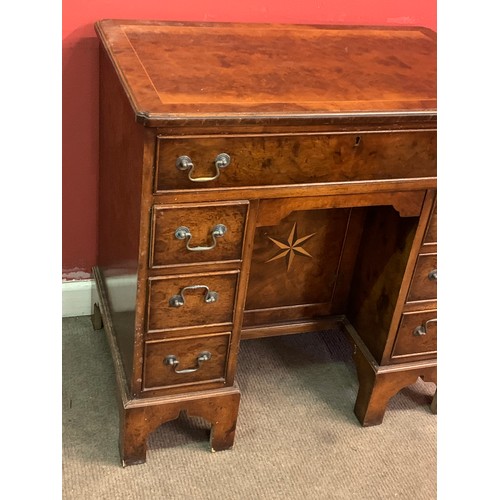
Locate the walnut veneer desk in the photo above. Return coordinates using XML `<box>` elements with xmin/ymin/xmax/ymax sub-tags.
<box><xmin>92</xmin><ymin>20</ymin><xmax>437</xmax><ymax>466</ymax></box>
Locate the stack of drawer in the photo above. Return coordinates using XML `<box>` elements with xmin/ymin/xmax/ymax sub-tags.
<box><xmin>143</xmin><ymin>199</ymin><xmax>249</xmax><ymax>394</ymax></box>
<box><xmin>391</xmin><ymin>202</ymin><xmax>437</xmax><ymax>362</ymax></box>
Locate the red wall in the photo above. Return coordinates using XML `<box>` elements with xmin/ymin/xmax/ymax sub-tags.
<box><xmin>62</xmin><ymin>0</ymin><xmax>436</xmax><ymax>280</ymax></box>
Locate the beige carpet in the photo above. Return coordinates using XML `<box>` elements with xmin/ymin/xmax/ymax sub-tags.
<box><xmin>62</xmin><ymin>316</ymin><xmax>436</xmax><ymax>499</ymax></box>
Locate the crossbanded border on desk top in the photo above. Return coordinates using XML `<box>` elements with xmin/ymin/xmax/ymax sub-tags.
<box><xmin>96</xmin><ymin>20</ymin><xmax>436</xmax><ymax>119</ymax></box>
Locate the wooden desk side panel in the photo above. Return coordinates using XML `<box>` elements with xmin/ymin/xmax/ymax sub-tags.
<box><xmin>97</xmin><ymin>43</ymin><xmax>147</xmax><ymax>384</ymax></box>
<box><xmin>347</xmin><ymin>206</ymin><xmax>418</xmax><ymax>363</ymax></box>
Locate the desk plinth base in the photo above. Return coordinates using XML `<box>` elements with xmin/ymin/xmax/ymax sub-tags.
<box><xmin>119</xmin><ymin>386</ymin><xmax>241</xmax><ymax>466</ymax></box>
<box><xmin>343</xmin><ymin>320</ymin><xmax>437</xmax><ymax>426</ymax></box>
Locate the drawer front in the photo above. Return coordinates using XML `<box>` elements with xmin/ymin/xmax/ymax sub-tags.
<box><xmin>407</xmin><ymin>253</ymin><xmax>437</xmax><ymax>302</ymax></box>
<box><xmin>150</xmin><ymin>202</ymin><xmax>248</xmax><ymax>268</ymax></box>
<box><xmin>155</xmin><ymin>131</ymin><xmax>436</xmax><ymax>191</ymax></box>
<box><xmin>147</xmin><ymin>272</ymin><xmax>238</xmax><ymax>333</ymax></box>
<box><xmin>143</xmin><ymin>333</ymin><xmax>230</xmax><ymax>390</ymax></box>
<box><xmin>392</xmin><ymin>310</ymin><xmax>437</xmax><ymax>359</ymax></box>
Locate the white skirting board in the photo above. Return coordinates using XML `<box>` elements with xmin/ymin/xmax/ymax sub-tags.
<box><xmin>62</xmin><ymin>275</ymin><xmax>137</xmax><ymax>317</ymax></box>
<box><xmin>62</xmin><ymin>280</ymin><xmax>92</xmax><ymax>317</ymax></box>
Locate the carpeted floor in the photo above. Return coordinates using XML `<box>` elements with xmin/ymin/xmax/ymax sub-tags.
<box><xmin>62</xmin><ymin>316</ymin><xmax>436</xmax><ymax>499</ymax></box>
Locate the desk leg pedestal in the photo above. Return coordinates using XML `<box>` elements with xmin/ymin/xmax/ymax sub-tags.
<box><xmin>91</xmin><ymin>267</ymin><xmax>241</xmax><ymax>466</ymax></box>
<box><xmin>347</xmin><ymin>326</ymin><xmax>437</xmax><ymax>426</ymax></box>
<box><xmin>119</xmin><ymin>387</ymin><xmax>241</xmax><ymax>466</ymax></box>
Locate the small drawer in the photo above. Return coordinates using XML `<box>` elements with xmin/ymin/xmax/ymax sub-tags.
<box><xmin>143</xmin><ymin>333</ymin><xmax>230</xmax><ymax>390</ymax></box>
<box><xmin>147</xmin><ymin>272</ymin><xmax>238</xmax><ymax>333</ymax></box>
<box><xmin>150</xmin><ymin>202</ymin><xmax>248</xmax><ymax>268</ymax></box>
<box><xmin>407</xmin><ymin>253</ymin><xmax>437</xmax><ymax>302</ymax></box>
<box><xmin>392</xmin><ymin>310</ymin><xmax>437</xmax><ymax>359</ymax></box>
<box><xmin>155</xmin><ymin>131</ymin><xmax>436</xmax><ymax>191</ymax></box>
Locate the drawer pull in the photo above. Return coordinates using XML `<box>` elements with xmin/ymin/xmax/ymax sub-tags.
<box><xmin>164</xmin><ymin>351</ymin><xmax>212</xmax><ymax>374</ymax></box>
<box><xmin>175</xmin><ymin>224</ymin><xmax>227</xmax><ymax>251</ymax></box>
<box><xmin>176</xmin><ymin>153</ymin><xmax>231</xmax><ymax>182</ymax></box>
<box><xmin>413</xmin><ymin>318</ymin><xmax>437</xmax><ymax>336</ymax></box>
<box><xmin>428</xmin><ymin>269</ymin><xmax>437</xmax><ymax>281</ymax></box>
<box><xmin>169</xmin><ymin>285</ymin><xmax>219</xmax><ymax>308</ymax></box>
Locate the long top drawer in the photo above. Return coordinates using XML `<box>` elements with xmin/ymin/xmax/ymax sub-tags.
<box><xmin>155</xmin><ymin>131</ymin><xmax>436</xmax><ymax>192</ymax></box>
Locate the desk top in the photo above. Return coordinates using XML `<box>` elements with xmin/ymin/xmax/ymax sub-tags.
<box><xmin>95</xmin><ymin>20</ymin><xmax>437</xmax><ymax>127</ymax></box>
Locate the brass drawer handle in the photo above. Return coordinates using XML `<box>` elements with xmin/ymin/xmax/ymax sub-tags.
<box><xmin>175</xmin><ymin>224</ymin><xmax>227</xmax><ymax>252</ymax></box>
<box><xmin>428</xmin><ymin>269</ymin><xmax>437</xmax><ymax>281</ymax></box>
<box><xmin>164</xmin><ymin>351</ymin><xmax>212</xmax><ymax>374</ymax></box>
<box><xmin>413</xmin><ymin>318</ymin><xmax>437</xmax><ymax>336</ymax></box>
<box><xmin>169</xmin><ymin>285</ymin><xmax>219</xmax><ymax>308</ymax></box>
<box><xmin>176</xmin><ymin>153</ymin><xmax>231</xmax><ymax>182</ymax></box>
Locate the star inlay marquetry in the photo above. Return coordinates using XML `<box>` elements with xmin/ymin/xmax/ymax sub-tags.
<box><xmin>266</xmin><ymin>223</ymin><xmax>316</xmax><ymax>272</ymax></box>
